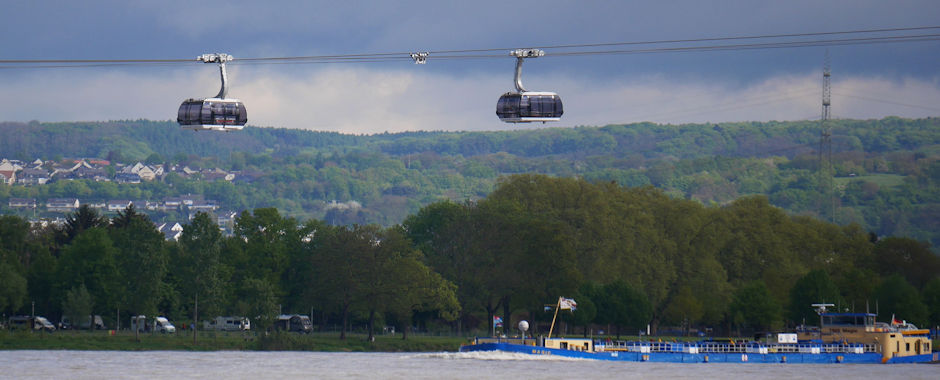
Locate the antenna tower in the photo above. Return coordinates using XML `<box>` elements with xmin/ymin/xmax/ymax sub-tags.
<box><xmin>817</xmin><ymin>51</ymin><xmax>835</xmax><ymax>222</ymax></box>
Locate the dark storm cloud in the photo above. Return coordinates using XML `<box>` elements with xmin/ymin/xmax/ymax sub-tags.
<box><xmin>1</xmin><ymin>0</ymin><xmax>938</xmax><ymax>132</ymax></box>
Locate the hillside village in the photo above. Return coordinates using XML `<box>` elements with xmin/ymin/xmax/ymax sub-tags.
<box><xmin>0</xmin><ymin>158</ymin><xmax>243</xmax><ymax>238</ymax></box>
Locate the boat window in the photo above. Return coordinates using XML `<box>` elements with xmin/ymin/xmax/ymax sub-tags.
<box><xmin>823</xmin><ymin>315</ymin><xmax>866</xmax><ymax>326</ymax></box>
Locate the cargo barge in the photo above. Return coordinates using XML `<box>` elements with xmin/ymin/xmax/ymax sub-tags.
<box><xmin>461</xmin><ymin>303</ymin><xmax>936</xmax><ymax>364</ymax></box>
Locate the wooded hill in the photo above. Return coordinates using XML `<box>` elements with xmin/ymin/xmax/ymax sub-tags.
<box><xmin>1</xmin><ymin>117</ymin><xmax>938</xmax><ymax>249</ymax></box>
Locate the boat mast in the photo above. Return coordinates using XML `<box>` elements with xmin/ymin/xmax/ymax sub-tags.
<box><xmin>548</xmin><ymin>297</ymin><xmax>561</xmax><ymax>339</ymax></box>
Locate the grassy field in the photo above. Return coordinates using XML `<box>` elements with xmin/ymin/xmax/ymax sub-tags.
<box><xmin>0</xmin><ymin>330</ymin><xmax>469</xmax><ymax>352</ymax></box>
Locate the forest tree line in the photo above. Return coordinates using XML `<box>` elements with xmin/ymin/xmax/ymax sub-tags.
<box><xmin>2</xmin><ymin>117</ymin><xmax>938</xmax><ymax>249</ymax></box>
<box><xmin>2</xmin><ymin>174</ymin><xmax>939</xmax><ymax>337</ymax></box>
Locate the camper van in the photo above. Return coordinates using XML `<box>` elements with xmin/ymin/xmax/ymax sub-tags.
<box><xmin>274</xmin><ymin>314</ymin><xmax>312</xmax><ymax>333</ymax></box>
<box><xmin>8</xmin><ymin>316</ymin><xmax>55</xmax><ymax>332</ymax></box>
<box><xmin>204</xmin><ymin>316</ymin><xmax>251</xmax><ymax>331</ymax></box>
<box><xmin>61</xmin><ymin>315</ymin><xmax>105</xmax><ymax>330</ymax></box>
<box><xmin>131</xmin><ymin>315</ymin><xmax>175</xmax><ymax>333</ymax></box>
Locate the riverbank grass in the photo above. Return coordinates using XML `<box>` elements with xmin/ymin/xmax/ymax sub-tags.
<box><xmin>0</xmin><ymin>330</ymin><xmax>468</xmax><ymax>352</ymax></box>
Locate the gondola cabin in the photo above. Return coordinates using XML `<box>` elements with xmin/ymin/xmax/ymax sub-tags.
<box><xmin>496</xmin><ymin>91</ymin><xmax>563</xmax><ymax>123</ymax></box>
<box><xmin>178</xmin><ymin>98</ymin><xmax>247</xmax><ymax>131</ymax></box>
<box><xmin>178</xmin><ymin>53</ymin><xmax>246</xmax><ymax>132</ymax></box>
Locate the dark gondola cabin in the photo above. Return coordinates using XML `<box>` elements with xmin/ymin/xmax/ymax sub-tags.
<box><xmin>496</xmin><ymin>91</ymin><xmax>563</xmax><ymax>123</ymax></box>
<box><xmin>178</xmin><ymin>98</ymin><xmax>247</xmax><ymax>131</ymax></box>
<box><xmin>178</xmin><ymin>53</ymin><xmax>247</xmax><ymax>131</ymax></box>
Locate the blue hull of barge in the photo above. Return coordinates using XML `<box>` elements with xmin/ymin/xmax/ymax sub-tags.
<box><xmin>459</xmin><ymin>342</ymin><xmax>939</xmax><ymax>364</ymax></box>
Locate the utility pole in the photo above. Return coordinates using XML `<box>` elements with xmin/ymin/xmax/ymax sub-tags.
<box><xmin>193</xmin><ymin>293</ymin><xmax>198</xmax><ymax>345</ymax></box>
<box><xmin>817</xmin><ymin>51</ymin><xmax>835</xmax><ymax>223</ymax></box>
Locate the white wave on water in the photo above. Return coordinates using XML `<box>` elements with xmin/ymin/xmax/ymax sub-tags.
<box><xmin>1</xmin><ymin>350</ymin><xmax>937</xmax><ymax>380</ymax></box>
<box><xmin>407</xmin><ymin>351</ymin><xmax>594</xmax><ymax>362</ymax></box>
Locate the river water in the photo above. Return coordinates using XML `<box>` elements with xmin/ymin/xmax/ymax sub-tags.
<box><xmin>0</xmin><ymin>350</ymin><xmax>936</xmax><ymax>379</ymax></box>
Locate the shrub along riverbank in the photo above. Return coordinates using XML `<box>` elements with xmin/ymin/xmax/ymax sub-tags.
<box><xmin>0</xmin><ymin>330</ymin><xmax>469</xmax><ymax>352</ymax></box>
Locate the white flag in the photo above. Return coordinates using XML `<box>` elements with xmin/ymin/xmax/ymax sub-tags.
<box><xmin>559</xmin><ymin>297</ymin><xmax>577</xmax><ymax>310</ymax></box>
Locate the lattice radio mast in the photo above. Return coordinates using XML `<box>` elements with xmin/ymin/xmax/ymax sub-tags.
<box><xmin>817</xmin><ymin>51</ymin><xmax>835</xmax><ymax>223</ymax></box>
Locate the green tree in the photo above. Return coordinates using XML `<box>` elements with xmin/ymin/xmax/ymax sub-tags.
<box><xmin>309</xmin><ymin>224</ymin><xmax>371</xmax><ymax>340</ymax></box>
<box><xmin>873</xmin><ymin>274</ymin><xmax>928</xmax><ymax>326</ymax></box>
<box><xmin>921</xmin><ymin>277</ymin><xmax>940</xmax><ymax>327</ymax></box>
<box><xmin>110</xmin><ymin>206</ymin><xmax>168</xmax><ymax>318</ymax></box>
<box><xmin>873</xmin><ymin>237</ymin><xmax>940</xmax><ymax>289</ymax></box>
<box><xmin>404</xmin><ymin>200</ymin><xmax>505</xmax><ymax>334</ymax></box>
<box><xmin>729</xmin><ymin>280</ymin><xmax>780</xmax><ymax>332</ymax></box>
<box><xmin>662</xmin><ymin>286</ymin><xmax>704</xmax><ymax>335</ymax></box>
<box><xmin>788</xmin><ymin>270</ymin><xmax>843</xmax><ymax>325</ymax></box>
<box><xmin>62</xmin><ymin>284</ymin><xmax>94</xmax><ymax>328</ymax></box>
<box><xmin>0</xmin><ymin>261</ymin><xmax>27</xmax><ymax>315</ymax></box>
<box><xmin>567</xmin><ymin>292</ymin><xmax>597</xmax><ymax>338</ymax></box>
<box><xmin>27</xmin><ymin>246</ymin><xmax>57</xmax><ymax>318</ymax></box>
<box><xmin>836</xmin><ymin>268</ymin><xmax>880</xmax><ymax>313</ymax></box>
<box><xmin>241</xmin><ymin>277</ymin><xmax>279</xmax><ymax>331</ymax></box>
<box><xmin>58</xmin><ymin>204</ymin><xmax>108</xmax><ymax>246</ymax></box>
<box><xmin>233</xmin><ymin>208</ymin><xmax>299</xmax><ymax>291</ymax></box>
<box><xmin>359</xmin><ymin>226</ymin><xmax>459</xmax><ymax>341</ymax></box>
<box><xmin>598</xmin><ymin>280</ymin><xmax>652</xmax><ymax>338</ymax></box>
<box><xmin>56</xmin><ymin>228</ymin><xmax>121</xmax><ymax>316</ymax></box>
<box><xmin>178</xmin><ymin>212</ymin><xmax>225</xmax><ymax>320</ymax></box>
<box><xmin>0</xmin><ymin>215</ymin><xmax>32</xmax><ymax>262</ymax></box>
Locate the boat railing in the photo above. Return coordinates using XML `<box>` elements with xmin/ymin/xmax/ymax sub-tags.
<box><xmin>594</xmin><ymin>340</ymin><xmax>877</xmax><ymax>354</ymax></box>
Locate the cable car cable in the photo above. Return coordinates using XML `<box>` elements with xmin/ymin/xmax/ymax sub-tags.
<box><xmin>1</xmin><ymin>26</ymin><xmax>938</xmax><ymax>69</ymax></box>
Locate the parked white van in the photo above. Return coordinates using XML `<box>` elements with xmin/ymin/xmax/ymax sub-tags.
<box><xmin>154</xmin><ymin>316</ymin><xmax>176</xmax><ymax>333</ymax></box>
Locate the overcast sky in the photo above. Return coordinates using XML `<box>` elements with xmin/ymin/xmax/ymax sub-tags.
<box><xmin>1</xmin><ymin>0</ymin><xmax>939</xmax><ymax>134</ymax></box>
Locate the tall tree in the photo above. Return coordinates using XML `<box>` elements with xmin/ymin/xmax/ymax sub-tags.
<box><xmin>178</xmin><ymin>212</ymin><xmax>225</xmax><ymax>319</ymax></box>
<box><xmin>921</xmin><ymin>277</ymin><xmax>940</xmax><ymax>328</ymax></box>
<box><xmin>58</xmin><ymin>205</ymin><xmax>108</xmax><ymax>246</ymax></box>
<box><xmin>873</xmin><ymin>274</ymin><xmax>928</xmax><ymax>326</ymax></box>
<box><xmin>729</xmin><ymin>280</ymin><xmax>780</xmax><ymax>332</ymax></box>
<box><xmin>56</xmin><ymin>228</ymin><xmax>121</xmax><ymax>317</ymax></box>
<box><xmin>61</xmin><ymin>284</ymin><xmax>93</xmax><ymax>328</ymax></box>
<box><xmin>355</xmin><ymin>226</ymin><xmax>450</xmax><ymax>341</ymax></box>
<box><xmin>662</xmin><ymin>286</ymin><xmax>704</xmax><ymax>336</ymax></box>
<box><xmin>0</xmin><ymin>260</ymin><xmax>27</xmax><ymax>315</ymax></box>
<box><xmin>110</xmin><ymin>206</ymin><xmax>168</xmax><ymax>318</ymax></box>
<box><xmin>233</xmin><ymin>208</ymin><xmax>300</xmax><ymax>291</ymax></box>
<box><xmin>873</xmin><ymin>237</ymin><xmax>940</xmax><ymax>289</ymax></box>
<box><xmin>788</xmin><ymin>270</ymin><xmax>843</xmax><ymax>325</ymax></box>
<box><xmin>404</xmin><ymin>201</ymin><xmax>503</xmax><ymax>334</ymax></box>
<box><xmin>599</xmin><ymin>280</ymin><xmax>652</xmax><ymax>338</ymax></box>
<box><xmin>241</xmin><ymin>277</ymin><xmax>279</xmax><ymax>331</ymax></box>
<box><xmin>311</xmin><ymin>224</ymin><xmax>371</xmax><ymax>340</ymax></box>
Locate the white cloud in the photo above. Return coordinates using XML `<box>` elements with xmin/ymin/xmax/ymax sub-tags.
<box><xmin>1</xmin><ymin>66</ymin><xmax>938</xmax><ymax>134</ymax></box>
